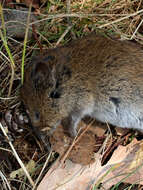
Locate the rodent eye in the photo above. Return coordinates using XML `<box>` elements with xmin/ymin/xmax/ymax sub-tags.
<box><xmin>49</xmin><ymin>83</ymin><xmax>53</xmax><ymax>87</ymax></box>
<box><xmin>50</xmin><ymin>91</ymin><xmax>60</xmax><ymax>99</ymax></box>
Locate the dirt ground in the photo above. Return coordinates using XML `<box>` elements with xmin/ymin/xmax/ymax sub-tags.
<box><xmin>1</xmin><ymin>0</ymin><xmax>143</xmax><ymax>189</ymax></box>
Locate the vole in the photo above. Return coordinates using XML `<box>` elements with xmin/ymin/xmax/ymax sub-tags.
<box><xmin>21</xmin><ymin>32</ymin><xmax>143</xmax><ymax>139</ymax></box>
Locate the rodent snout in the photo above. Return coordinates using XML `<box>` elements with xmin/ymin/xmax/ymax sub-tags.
<box><xmin>31</xmin><ymin>111</ymin><xmax>41</xmax><ymax>126</ymax></box>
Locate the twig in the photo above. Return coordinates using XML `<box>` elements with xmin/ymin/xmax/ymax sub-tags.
<box><xmin>0</xmin><ymin>147</ymin><xmax>12</xmax><ymax>153</ymax></box>
<box><xmin>32</xmin><ymin>150</ymin><xmax>53</xmax><ymax>190</ymax></box>
<box><xmin>56</xmin><ymin>25</ymin><xmax>72</xmax><ymax>46</ymax></box>
<box><xmin>0</xmin><ymin>122</ymin><xmax>35</xmax><ymax>187</ymax></box>
<box><xmin>130</xmin><ymin>19</ymin><xmax>143</xmax><ymax>40</ymax></box>
<box><xmin>0</xmin><ymin>4</ymin><xmax>15</xmax><ymax>97</ymax></box>
<box><xmin>29</xmin><ymin>10</ymin><xmax>143</xmax><ymax>26</ymax></box>
<box><xmin>80</xmin><ymin>0</ymin><xmax>86</xmax><ymax>9</ymax></box>
<box><xmin>0</xmin><ymin>32</ymin><xmax>15</xmax><ymax>97</ymax></box>
<box><xmin>0</xmin><ymin>96</ymin><xmax>16</xmax><ymax>100</ymax></box>
<box><xmin>66</xmin><ymin>0</ymin><xmax>71</xmax><ymax>15</ymax></box>
<box><xmin>66</xmin><ymin>0</ymin><xmax>76</xmax><ymax>39</ymax></box>
<box><xmin>0</xmin><ymin>50</ymin><xmax>11</xmax><ymax>62</ymax></box>
<box><xmin>0</xmin><ymin>30</ymin><xmax>15</xmax><ymax>97</ymax></box>
<box><xmin>0</xmin><ymin>170</ymin><xmax>11</xmax><ymax>190</ymax></box>
<box><xmin>98</xmin><ymin>9</ymin><xmax>143</xmax><ymax>28</ymax></box>
<box><xmin>32</xmin><ymin>24</ymin><xmax>43</xmax><ymax>54</ymax></box>
<box><xmin>60</xmin><ymin>121</ymin><xmax>94</xmax><ymax>167</ymax></box>
<box><xmin>21</xmin><ymin>3</ymin><xmax>32</xmax><ymax>84</ymax></box>
<box><xmin>66</xmin><ymin>0</ymin><xmax>72</xmax><ymax>26</ymax></box>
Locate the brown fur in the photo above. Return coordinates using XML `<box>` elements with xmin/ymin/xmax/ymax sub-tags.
<box><xmin>21</xmin><ymin>33</ymin><xmax>143</xmax><ymax>139</ymax></box>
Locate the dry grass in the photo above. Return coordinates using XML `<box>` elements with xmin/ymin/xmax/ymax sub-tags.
<box><xmin>1</xmin><ymin>0</ymin><xmax>143</xmax><ymax>109</ymax></box>
<box><xmin>1</xmin><ymin>0</ymin><xmax>143</xmax><ymax>189</ymax></box>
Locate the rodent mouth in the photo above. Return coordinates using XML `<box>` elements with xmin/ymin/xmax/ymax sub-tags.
<box><xmin>30</xmin><ymin>116</ymin><xmax>41</xmax><ymax>127</ymax></box>
<box><xmin>29</xmin><ymin>111</ymin><xmax>41</xmax><ymax>127</ymax></box>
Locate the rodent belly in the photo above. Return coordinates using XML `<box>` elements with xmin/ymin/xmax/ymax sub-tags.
<box><xmin>92</xmin><ymin>105</ymin><xmax>143</xmax><ymax>131</ymax></box>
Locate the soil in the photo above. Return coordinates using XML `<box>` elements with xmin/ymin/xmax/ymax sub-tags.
<box><xmin>50</xmin><ymin>120</ymin><xmax>107</xmax><ymax>165</ymax></box>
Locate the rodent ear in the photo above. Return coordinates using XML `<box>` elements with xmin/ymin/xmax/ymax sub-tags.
<box><xmin>31</xmin><ymin>55</ymin><xmax>56</xmax><ymax>89</ymax></box>
<box><xmin>55</xmin><ymin>64</ymin><xmax>72</xmax><ymax>83</ymax></box>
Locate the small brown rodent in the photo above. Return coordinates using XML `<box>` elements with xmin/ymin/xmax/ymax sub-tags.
<box><xmin>21</xmin><ymin>32</ymin><xmax>143</xmax><ymax>139</ymax></box>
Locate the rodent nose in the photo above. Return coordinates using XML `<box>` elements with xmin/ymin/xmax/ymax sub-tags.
<box><xmin>32</xmin><ymin>111</ymin><xmax>40</xmax><ymax>126</ymax></box>
<box><xmin>35</xmin><ymin>111</ymin><xmax>40</xmax><ymax>120</ymax></box>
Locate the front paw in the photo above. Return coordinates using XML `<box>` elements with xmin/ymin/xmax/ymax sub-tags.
<box><xmin>61</xmin><ymin>117</ymin><xmax>78</xmax><ymax>138</ymax></box>
<box><xmin>62</xmin><ymin>125</ymin><xmax>77</xmax><ymax>138</ymax></box>
<box><xmin>34</xmin><ymin>129</ymin><xmax>51</xmax><ymax>151</ymax></box>
<box><xmin>69</xmin><ymin>127</ymin><xmax>78</xmax><ymax>138</ymax></box>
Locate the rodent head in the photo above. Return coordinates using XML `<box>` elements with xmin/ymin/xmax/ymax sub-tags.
<box><xmin>20</xmin><ymin>53</ymin><xmax>71</xmax><ymax>130</ymax></box>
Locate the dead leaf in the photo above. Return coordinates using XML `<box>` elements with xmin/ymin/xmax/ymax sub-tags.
<box><xmin>37</xmin><ymin>138</ymin><xmax>143</xmax><ymax>190</ymax></box>
<box><xmin>10</xmin><ymin>160</ymin><xmax>36</xmax><ymax>178</ymax></box>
